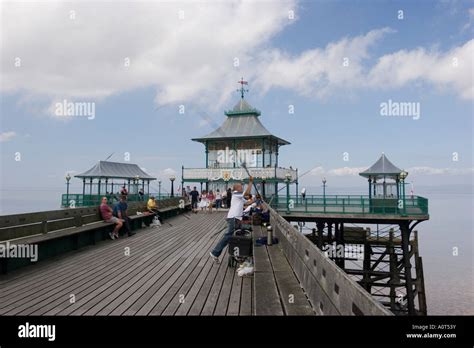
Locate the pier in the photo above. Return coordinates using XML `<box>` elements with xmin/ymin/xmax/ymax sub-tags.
<box><xmin>0</xmin><ymin>83</ymin><xmax>428</xmax><ymax>316</ymax></box>
<box><xmin>0</xmin><ymin>204</ymin><xmax>391</xmax><ymax>316</ymax></box>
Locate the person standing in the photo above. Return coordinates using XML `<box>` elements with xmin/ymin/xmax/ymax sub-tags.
<box><xmin>301</xmin><ymin>187</ymin><xmax>306</xmax><ymax>201</ymax></box>
<box><xmin>208</xmin><ymin>190</ymin><xmax>215</xmax><ymax>213</ymax></box>
<box><xmin>215</xmin><ymin>189</ymin><xmax>222</xmax><ymax>210</ymax></box>
<box><xmin>199</xmin><ymin>190</ymin><xmax>208</xmax><ymax>212</ymax></box>
<box><xmin>225</xmin><ymin>188</ymin><xmax>232</xmax><ymax>208</ymax></box>
<box><xmin>189</xmin><ymin>187</ymin><xmax>199</xmax><ymax>213</ymax></box>
<box><xmin>210</xmin><ymin>176</ymin><xmax>253</xmax><ymax>262</ymax></box>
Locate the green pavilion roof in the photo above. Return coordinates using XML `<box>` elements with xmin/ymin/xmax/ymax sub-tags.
<box><xmin>192</xmin><ymin>98</ymin><xmax>290</xmax><ymax>145</ymax></box>
<box><xmin>75</xmin><ymin>161</ymin><xmax>156</xmax><ymax>180</ymax></box>
<box><xmin>359</xmin><ymin>153</ymin><xmax>402</xmax><ymax>179</ymax></box>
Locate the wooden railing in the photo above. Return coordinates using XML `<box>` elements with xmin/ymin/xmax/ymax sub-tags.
<box><xmin>267</xmin><ymin>204</ymin><xmax>392</xmax><ymax>315</ymax></box>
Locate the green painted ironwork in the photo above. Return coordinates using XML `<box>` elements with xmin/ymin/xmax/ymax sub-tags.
<box><xmin>271</xmin><ymin>194</ymin><xmax>428</xmax><ymax>216</ymax></box>
<box><xmin>61</xmin><ymin>193</ymin><xmax>172</xmax><ymax>208</ymax></box>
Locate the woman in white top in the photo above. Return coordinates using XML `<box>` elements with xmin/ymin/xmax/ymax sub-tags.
<box><xmin>199</xmin><ymin>190</ymin><xmax>208</xmax><ymax>211</ymax></box>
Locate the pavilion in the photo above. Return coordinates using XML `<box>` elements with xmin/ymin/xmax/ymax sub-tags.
<box><xmin>61</xmin><ymin>161</ymin><xmax>156</xmax><ymax>207</ymax></box>
<box><xmin>182</xmin><ymin>79</ymin><xmax>297</xmax><ymax>198</ymax></box>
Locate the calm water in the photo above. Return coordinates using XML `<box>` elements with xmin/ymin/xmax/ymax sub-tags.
<box><xmin>0</xmin><ymin>188</ymin><xmax>472</xmax><ymax>315</ymax></box>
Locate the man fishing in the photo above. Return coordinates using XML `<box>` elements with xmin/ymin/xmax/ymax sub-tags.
<box><xmin>210</xmin><ymin>175</ymin><xmax>254</xmax><ymax>262</ymax></box>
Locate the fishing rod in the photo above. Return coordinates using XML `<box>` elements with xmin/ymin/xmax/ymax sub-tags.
<box><xmin>266</xmin><ymin>164</ymin><xmax>323</xmax><ymax>206</ymax></box>
<box><xmin>241</xmin><ymin>162</ymin><xmax>261</xmax><ymax>198</ymax></box>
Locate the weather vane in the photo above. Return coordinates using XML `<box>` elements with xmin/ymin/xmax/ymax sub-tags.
<box><xmin>237</xmin><ymin>77</ymin><xmax>249</xmax><ymax>99</ymax></box>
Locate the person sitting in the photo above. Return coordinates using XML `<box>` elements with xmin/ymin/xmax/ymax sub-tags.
<box><xmin>120</xmin><ymin>186</ymin><xmax>128</xmax><ymax>196</ymax></box>
<box><xmin>113</xmin><ymin>195</ymin><xmax>135</xmax><ymax>237</ymax></box>
<box><xmin>99</xmin><ymin>196</ymin><xmax>123</xmax><ymax>240</ymax></box>
<box><xmin>147</xmin><ymin>196</ymin><xmax>163</xmax><ymax>223</ymax></box>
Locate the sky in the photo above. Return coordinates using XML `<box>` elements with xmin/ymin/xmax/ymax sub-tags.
<box><xmin>0</xmin><ymin>0</ymin><xmax>473</xmax><ymax>198</ymax></box>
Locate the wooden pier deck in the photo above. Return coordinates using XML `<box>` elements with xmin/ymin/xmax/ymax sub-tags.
<box><xmin>0</xmin><ymin>211</ymin><xmax>314</xmax><ymax>316</ymax></box>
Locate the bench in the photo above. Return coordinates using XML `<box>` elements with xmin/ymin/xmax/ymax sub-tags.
<box><xmin>252</xmin><ymin>224</ymin><xmax>315</xmax><ymax>315</ymax></box>
<box><xmin>0</xmin><ymin>197</ymin><xmax>190</xmax><ymax>274</ymax></box>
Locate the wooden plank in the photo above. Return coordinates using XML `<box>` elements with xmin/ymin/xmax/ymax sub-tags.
<box><xmin>190</xmin><ymin>248</ymin><xmax>229</xmax><ymax>315</ymax></box>
<box><xmin>252</xmin><ymin>225</ymin><xmax>285</xmax><ymax>316</ymax></box>
<box><xmin>153</xmin><ymin>221</ymin><xmax>224</xmax><ymax>316</ymax></box>
<box><xmin>226</xmin><ymin>271</ymin><xmax>242</xmax><ymax>316</ymax></box>
<box><xmin>161</xmin><ymin>253</ymin><xmax>214</xmax><ymax>315</ymax></box>
<box><xmin>177</xmin><ymin>253</ymin><xmax>223</xmax><ymax>316</ymax></box>
<box><xmin>147</xmin><ymin>233</ymin><xmax>220</xmax><ymax>316</ymax></box>
<box><xmin>239</xmin><ymin>276</ymin><xmax>252</xmax><ymax>316</ymax></box>
<box><xmin>0</xmin><ymin>220</ymin><xmax>179</xmax><ymax>302</ymax></box>
<box><xmin>0</xmin><ymin>213</ymin><xmax>191</xmax><ymax>288</ymax></box>
<box><xmin>267</xmin><ymin>246</ymin><xmax>314</xmax><ymax>315</ymax></box>
<box><xmin>126</xmin><ymin>219</ymin><xmax>221</xmax><ymax>315</ymax></box>
<box><xmin>42</xmin><ymin>227</ymin><xmax>196</xmax><ymax>316</ymax></box>
<box><xmin>213</xmin><ymin>261</ymin><xmax>236</xmax><ymax>315</ymax></box>
<box><xmin>3</xmin><ymin>220</ymin><xmax>193</xmax><ymax>315</ymax></box>
<box><xmin>253</xmin><ymin>271</ymin><xmax>284</xmax><ymax>315</ymax></box>
<box><xmin>0</xmin><ymin>214</ymin><xmax>198</xmax><ymax>313</ymax></box>
<box><xmin>253</xmin><ymin>245</ymin><xmax>272</xmax><ymax>273</ymax></box>
<box><xmin>68</xmin><ymin>217</ymin><xmax>215</xmax><ymax>316</ymax></box>
<box><xmin>121</xmin><ymin>214</ymin><xmax>223</xmax><ymax>315</ymax></box>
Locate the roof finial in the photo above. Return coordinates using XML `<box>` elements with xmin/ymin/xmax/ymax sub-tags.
<box><xmin>237</xmin><ymin>77</ymin><xmax>249</xmax><ymax>99</ymax></box>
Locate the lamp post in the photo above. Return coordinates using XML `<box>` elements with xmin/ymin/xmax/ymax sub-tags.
<box><xmin>322</xmin><ymin>177</ymin><xmax>327</xmax><ymax>212</ymax></box>
<box><xmin>399</xmin><ymin>170</ymin><xmax>408</xmax><ymax>216</ymax></box>
<box><xmin>135</xmin><ymin>175</ymin><xmax>140</xmax><ymax>199</ymax></box>
<box><xmin>158</xmin><ymin>180</ymin><xmax>162</xmax><ymax>200</ymax></box>
<box><xmin>170</xmin><ymin>175</ymin><xmax>176</xmax><ymax>197</ymax></box>
<box><xmin>284</xmin><ymin>173</ymin><xmax>292</xmax><ymax>214</ymax></box>
<box><xmin>65</xmin><ymin>173</ymin><xmax>71</xmax><ymax>207</ymax></box>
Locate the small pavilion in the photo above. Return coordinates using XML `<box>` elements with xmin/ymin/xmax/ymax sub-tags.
<box><xmin>72</xmin><ymin>161</ymin><xmax>156</xmax><ymax>205</ymax></box>
<box><xmin>359</xmin><ymin>153</ymin><xmax>408</xmax><ymax>213</ymax></box>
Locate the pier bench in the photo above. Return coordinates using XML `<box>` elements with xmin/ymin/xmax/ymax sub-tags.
<box><xmin>0</xmin><ymin>197</ymin><xmax>189</xmax><ymax>274</ymax></box>
<box><xmin>252</xmin><ymin>225</ymin><xmax>315</xmax><ymax>315</ymax></box>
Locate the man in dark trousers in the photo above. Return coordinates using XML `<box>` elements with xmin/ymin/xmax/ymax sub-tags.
<box><xmin>189</xmin><ymin>187</ymin><xmax>199</xmax><ymax>213</ymax></box>
<box><xmin>113</xmin><ymin>195</ymin><xmax>135</xmax><ymax>237</ymax></box>
<box><xmin>210</xmin><ymin>176</ymin><xmax>253</xmax><ymax>262</ymax></box>
<box><xmin>225</xmin><ymin>188</ymin><xmax>232</xmax><ymax>208</ymax></box>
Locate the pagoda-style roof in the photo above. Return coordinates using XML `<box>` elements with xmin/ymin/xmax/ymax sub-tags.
<box><xmin>359</xmin><ymin>153</ymin><xmax>402</xmax><ymax>179</ymax></box>
<box><xmin>192</xmin><ymin>98</ymin><xmax>290</xmax><ymax>145</ymax></box>
<box><xmin>225</xmin><ymin>99</ymin><xmax>261</xmax><ymax>116</ymax></box>
<box><xmin>75</xmin><ymin>161</ymin><xmax>156</xmax><ymax>180</ymax></box>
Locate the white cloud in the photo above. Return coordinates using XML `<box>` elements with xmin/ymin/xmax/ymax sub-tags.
<box><xmin>1</xmin><ymin>0</ymin><xmax>472</xmax><ymax>117</ymax></box>
<box><xmin>1</xmin><ymin>0</ymin><xmax>295</xmax><ymax>109</ymax></box>
<box><xmin>367</xmin><ymin>40</ymin><xmax>474</xmax><ymax>100</ymax></box>
<box><xmin>307</xmin><ymin>165</ymin><xmax>473</xmax><ymax>177</ymax></box>
<box><xmin>0</xmin><ymin>131</ymin><xmax>16</xmax><ymax>142</ymax></box>
<box><xmin>256</xmin><ymin>29</ymin><xmax>473</xmax><ymax>100</ymax></box>
<box><xmin>407</xmin><ymin>166</ymin><xmax>474</xmax><ymax>175</ymax></box>
<box><xmin>159</xmin><ymin>168</ymin><xmax>177</xmax><ymax>179</ymax></box>
<box><xmin>308</xmin><ymin>166</ymin><xmax>366</xmax><ymax>177</ymax></box>
<box><xmin>327</xmin><ymin>167</ymin><xmax>368</xmax><ymax>176</ymax></box>
<box><xmin>255</xmin><ymin>28</ymin><xmax>394</xmax><ymax>98</ymax></box>
<box><xmin>462</xmin><ymin>7</ymin><xmax>474</xmax><ymax>31</ymax></box>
